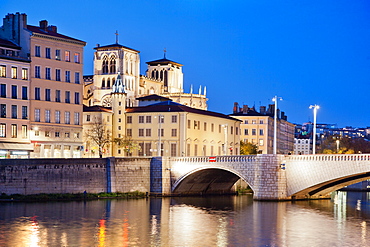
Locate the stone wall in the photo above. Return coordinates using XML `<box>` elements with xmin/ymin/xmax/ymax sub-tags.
<box><xmin>0</xmin><ymin>157</ymin><xmax>152</xmax><ymax>195</ymax></box>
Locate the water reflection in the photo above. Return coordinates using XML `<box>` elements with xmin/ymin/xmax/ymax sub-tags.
<box><xmin>0</xmin><ymin>192</ymin><xmax>370</xmax><ymax>246</ymax></box>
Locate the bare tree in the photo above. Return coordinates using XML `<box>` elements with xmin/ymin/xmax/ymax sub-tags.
<box><xmin>114</xmin><ymin>135</ymin><xmax>141</xmax><ymax>156</ymax></box>
<box><xmin>85</xmin><ymin>118</ymin><xmax>111</xmax><ymax>158</ymax></box>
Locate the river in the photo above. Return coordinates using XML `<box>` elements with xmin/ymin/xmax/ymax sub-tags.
<box><xmin>0</xmin><ymin>191</ymin><xmax>369</xmax><ymax>246</ymax></box>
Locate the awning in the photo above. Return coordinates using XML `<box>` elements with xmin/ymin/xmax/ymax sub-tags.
<box><xmin>0</xmin><ymin>143</ymin><xmax>34</xmax><ymax>151</ymax></box>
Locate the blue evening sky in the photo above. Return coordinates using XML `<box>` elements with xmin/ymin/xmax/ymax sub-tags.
<box><xmin>2</xmin><ymin>0</ymin><xmax>370</xmax><ymax>127</ymax></box>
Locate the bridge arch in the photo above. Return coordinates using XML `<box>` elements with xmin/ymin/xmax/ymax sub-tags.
<box><xmin>172</xmin><ymin>167</ymin><xmax>254</xmax><ymax>195</ymax></box>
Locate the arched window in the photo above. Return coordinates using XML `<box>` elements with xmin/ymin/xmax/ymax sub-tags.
<box><xmin>151</xmin><ymin>70</ymin><xmax>155</xmax><ymax>79</ymax></box>
<box><xmin>109</xmin><ymin>56</ymin><xmax>116</xmax><ymax>74</ymax></box>
<box><xmin>102</xmin><ymin>56</ymin><xmax>108</xmax><ymax>74</ymax></box>
<box><xmin>160</xmin><ymin>70</ymin><xmax>163</xmax><ymax>80</ymax></box>
<box><xmin>112</xmin><ymin>78</ymin><xmax>115</xmax><ymax>87</ymax></box>
<box><xmin>155</xmin><ymin>70</ymin><xmax>159</xmax><ymax>79</ymax></box>
<box><xmin>130</xmin><ymin>61</ymin><xmax>133</xmax><ymax>74</ymax></box>
<box><xmin>102</xmin><ymin>78</ymin><xmax>106</xmax><ymax>88</ymax></box>
<box><xmin>125</xmin><ymin>59</ymin><xmax>128</xmax><ymax>73</ymax></box>
<box><xmin>107</xmin><ymin>78</ymin><xmax>111</xmax><ymax>88</ymax></box>
<box><xmin>164</xmin><ymin>70</ymin><xmax>168</xmax><ymax>87</ymax></box>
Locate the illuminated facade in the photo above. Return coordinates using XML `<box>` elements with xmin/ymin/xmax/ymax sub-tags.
<box><xmin>0</xmin><ymin>13</ymin><xmax>86</xmax><ymax>158</ymax></box>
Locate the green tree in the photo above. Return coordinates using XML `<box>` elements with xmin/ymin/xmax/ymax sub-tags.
<box><xmin>114</xmin><ymin>136</ymin><xmax>141</xmax><ymax>155</ymax></box>
<box><xmin>240</xmin><ymin>141</ymin><xmax>258</xmax><ymax>155</ymax></box>
<box><xmin>319</xmin><ymin>135</ymin><xmax>370</xmax><ymax>154</ymax></box>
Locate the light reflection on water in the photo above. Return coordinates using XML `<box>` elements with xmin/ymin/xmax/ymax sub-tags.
<box><xmin>0</xmin><ymin>192</ymin><xmax>370</xmax><ymax>246</ymax></box>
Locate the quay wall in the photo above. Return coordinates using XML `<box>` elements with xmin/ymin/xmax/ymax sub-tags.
<box><xmin>0</xmin><ymin>158</ymin><xmax>151</xmax><ymax>195</ymax></box>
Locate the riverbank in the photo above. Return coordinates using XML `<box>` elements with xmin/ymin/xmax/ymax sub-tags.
<box><xmin>0</xmin><ymin>191</ymin><xmax>147</xmax><ymax>202</ymax></box>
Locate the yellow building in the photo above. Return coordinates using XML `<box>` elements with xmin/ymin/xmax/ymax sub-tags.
<box><xmin>230</xmin><ymin>103</ymin><xmax>295</xmax><ymax>154</ymax></box>
<box><xmin>0</xmin><ymin>13</ymin><xmax>86</xmax><ymax>158</ymax></box>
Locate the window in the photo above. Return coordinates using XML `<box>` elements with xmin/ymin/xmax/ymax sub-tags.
<box><xmin>244</xmin><ymin>120</ymin><xmax>248</xmax><ymax>124</ymax></box>
<box><xmin>127</xmin><ymin>129</ymin><xmax>132</xmax><ymax>136</ymax></box>
<box><xmin>45</xmin><ymin>47</ymin><xmax>51</xmax><ymax>59</ymax></box>
<box><xmin>219</xmin><ymin>124</ymin><xmax>221</xmax><ymax>133</ymax></box>
<box><xmin>252</xmin><ymin>120</ymin><xmax>256</xmax><ymax>124</ymax></box>
<box><xmin>86</xmin><ymin>115</ymin><xmax>90</xmax><ymax>122</ymax></box>
<box><xmin>45</xmin><ymin>89</ymin><xmax>51</xmax><ymax>101</ymax></box>
<box><xmin>74</xmin><ymin>52</ymin><xmax>80</xmax><ymax>63</ymax></box>
<box><xmin>187</xmin><ymin>120</ymin><xmax>191</xmax><ymax>129</ymax></box>
<box><xmin>171</xmin><ymin>143</ymin><xmax>177</xmax><ymax>157</ymax></box>
<box><xmin>158</xmin><ymin>116</ymin><xmax>164</xmax><ymax>123</ymax></box>
<box><xmin>65</xmin><ymin>132</ymin><xmax>70</xmax><ymax>138</ymax></box>
<box><xmin>22</xmin><ymin>106</ymin><xmax>27</xmax><ymax>119</ymax></box>
<box><xmin>55</xmin><ymin>110</ymin><xmax>60</xmax><ymax>123</ymax></box>
<box><xmin>204</xmin><ymin>122</ymin><xmax>207</xmax><ymax>131</ymax></box>
<box><xmin>35</xmin><ymin>66</ymin><xmax>41</xmax><ymax>78</ymax></box>
<box><xmin>35</xmin><ymin>109</ymin><xmax>40</xmax><ymax>122</ymax></box>
<box><xmin>127</xmin><ymin>116</ymin><xmax>132</xmax><ymax>123</ymax></box>
<box><xmin>139</xmin><ymin>116</ymin><xmax>144</xmax><ymax>123</ymax></box>
<box><xmin>22</xmin><ymin>86</ymin><xmax>27</xmax><ymax>100</ymax></box>
<box><xmin>252</xmin><ymin>129</ymin><xmax>256</xmax><ymax>135</ymax></box>
<box><xmin>231</xmin><ymin>126</ymin><xmax>233</xmax><ymax>135</ymax></box>
<box><xmin>146</xmin><ymin>128</ymin><xmax>151</xmax><ymax>136</ymax></box>
<box><xmin>65</xmin><ymin>91</ymin><xmax>70</xmax><ymax>103</ymax></box>
<box><xmin>65</xmin><ymin>71</ymin><xmax>70</xmax><ymax>82</ymax></box>
<box><xmin>55</xmin><ymin>69</ymin><xmax>61</xmax><ymax>81</ymax></box>
<box><xmin>65</xmin><ymin>111</ymin><xmax>70</xmax><ymax>124</ymax></box>
<box><xmin>45</xmin><ymin>110</ymin><xmax>51</xmax><ymax>123</ymax></box>
<box><xmin>171</xmin><ymin>129</ymin><xmax>177</xmax><ymax>137</ymax></box>
<box><xmin>34</xmin><ymin>130</ymin><xmax>39</xmax><ymax>136</ymax></box>
<box><xmin>138</xmin><ymin>128</ymin><xmax>144</xmax><ymax>137</ymax></box>
<box><xmin>211</xmin><ymin>123</ymin><xmax>214</xmax><ymax>132</ymax></box>
<box><xmin>244</xmin><ymin>129</ymin><xmax>249</xmax><ymax>135</ymax></box>
<box><xmin>194</xmin><ymin>144</ymin><xmax>198</xmax><ymax>156</ymax></box>
<box><xmin>172</xmin><ymin>115</ymin><xmax>177</xmax><ymax>123</ymax></box>
<box><xmin>0</xmin><ymin>84</ymin><xmax>5</xmax><ymax>97</ymax></box>
<box><xmin>0</xmin><ymin>65</ymin><xmax>5</xmax><ymax>77</ymax></box>
<box><xmin>22</xmin><ymin>68</ymin><xmax>28</xmax><ymax>80</ymax></box>
<box><xmin>55</xmin><ymin>90</ymin><xmax>61</xmax><ymax>102</ymax></box>
<box><xmin>55</xmin><ymin>132</ymin><xmax>60</xmax><ymax>138</ymax></box>
<box><xmin>109</xmin><ymin>56</ymin><xmax>116</xmax><ymax>73</ymax></box>
<box><xmin>35</xmin><ymin>45</ymin><xmax>40</xmax><ymax>57</ymax></box>
<box><xmin>158</xmin><ymin>129</ymin><xmax>164</xmax><ymax>137</ymax></box>
<box><xmin>146</xmin><ymin>116</ymin><xmax>151</xmax><ymax>123</ymax></box>
<box><xmin>102</xmin><ymin>56</ymin><xmax>108</xmax><ymax>74</ymax></box>
<box><xmin>0</xmin><ymin>123</ymin><xmax>5</xmax><ymax>137</ymax></box>
<box><xmin>45</xmin><ymin>131</ymin><xmax>50</xmax><ymax>137</ymax></box>
<box><xmin>55</xmin><ymin>49</ymin><xmax>61</xmax><ymax>60</ymax></box>
<box><xmin>65</xmin><ymin>51</ymin><xmax>70</xmax><ymax>62</ymax></box>
<box><xmin>259</xmin><ymin>139</ymin><xmax>264</xmax><ymax>146</ymax></box>
<box><xmin>22</xmin><ymin>125</ymin><xmax>27</xmax><ymax>139</ymax></box>
<box><xmin>75</xmin><ymin>72</ymin><xmax>80</xmax><ymax>84</ymax></box>
<box><xmin>45</xmin><ymin>67</ymin><xmax>51</xmax><ymax>80</ymax></box>
<box><xmin>118</xmin><ymin>126</ymin><xmax>121</xmax><ymax>130</ymax></box>
<box><xmin>259</xmin><ymin>129</ymin><xmax>264</xmax><ymax>135</ymax></box>
<box><xmin>35</xmin><ymin>87</ymin><xmax>40</xmax><ymax>100</ymax></box>
<box><xmin>260</xmin><ymin>120</ymin><xmax>264</xmax><ymax>124</ymax></box>
<box><xmin>74</xmin><ymin>112</ymin><xmax>80</xmax><ymax>125</ymax></box>
<box><xmin>11</xmin><ymin>67</ymin><xmax>17</xmax><ymax>79</ymax></box>
<box><xmin>74</xmin><ymin>92</ymin><xmax>80</xmax><ymax>104</ymax></box>
<box><xmin>11</xmin><ymin>105</ymin><xmax>17</xmax><ymax>119</ymax></box>
<box><xmin>1</xmin><ymin>104</ymin><xmax>6</xmax><ymax>118</ymax></box>
<box><xmin>236</xmin><ymin>127</ymin><xmax>239</xmax><ymax>135</ymax></box>
<box><xmin>11</xmin><ymin>85</ymin><xmax>17</xmax><ymax>99</ymax></box>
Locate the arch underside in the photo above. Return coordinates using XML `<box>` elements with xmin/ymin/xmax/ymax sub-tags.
<box><xmin>172</xmin><ymin>168</ymin><xmax>243</xmax><ymax>195</ymax></box>
<box><xmin>291</xmin><ymin>172</ymin><xmax>370</xmax><ymax>198</ymax></box>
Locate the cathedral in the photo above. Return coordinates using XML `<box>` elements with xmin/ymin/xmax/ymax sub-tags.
<box><xmin>83</xmin><ymin>41</ymin><xmax>208</xmax><ymax>110</ymax></box>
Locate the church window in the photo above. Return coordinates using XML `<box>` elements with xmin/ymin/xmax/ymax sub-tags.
<box><xmin>109</xmin><ymin>56</ymin><xmax>116</xmax><ymax>73</ymax></box>
<box><xmin>102</xmin><ymin>56</ymin><xmax>108</xmax><ymax>74</ymax></box>
<box><xmin>151</xmin><ymin>70</ymin><xmax>155</xmax><ymax>78</ymax></box>
<box><xmin>164</xmin><ymin>70</ymin><xmax>168</xmax><ymax>87</ymax></box>
<box><xmin>107</xmin><ymin>78</ymin><xmax>111</xmax><ymax>88</ymax></box>
<box><xmin>160</xmin><ymin>70</ymin><xmax>163</xmax><ymax>80</ymax></box>
<box><xmin>155</xmin><ymin>70</ymin><xmax>159</xmax><ymax>79</ymax></box>
<box><xmin>102</xmin><ymin>78</ymin><xmax>106</xmax><ymax>88</ymax></box>
<box><xmin>112</xmin><ymin>78</ymin><xmax>115</xmax><ymax>86</ymax></box>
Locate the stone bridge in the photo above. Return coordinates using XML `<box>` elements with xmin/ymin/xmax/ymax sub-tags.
<box><xmin>151</xmin><ymin>154</ymin><xmax>370</xmax><ymax>200</ymax></box>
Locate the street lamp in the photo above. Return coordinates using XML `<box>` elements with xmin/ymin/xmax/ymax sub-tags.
<box><xmin>309</xmin><ymin>104</ymin><xmax>320</xmax><ymax>154</ymax></box>
<box><xmin>336</xmin><ymin>139</ymin><xmax>340</xmax><ymax>153</ymax></box>
<box><xmin>272</xmin><ymin>96</ymin><xmax>282</xmax><ymax>154</ymax></box>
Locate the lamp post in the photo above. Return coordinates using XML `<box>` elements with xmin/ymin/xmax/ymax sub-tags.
<box><xmin>336</xmin><ymin>139</ymin><xmax>340</xmax><ymax>153</ymax></box>
<box><xmin>309</xmin><ymin>104</ymin><xmax>319</xmax><ymax>154</ymax></box>
<box><xmin>272</xmin><ymin>96</ymin><xmax>282</xmax><ymax>154</ymax></box>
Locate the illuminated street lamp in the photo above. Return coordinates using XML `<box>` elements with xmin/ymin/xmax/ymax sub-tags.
<box><xmin>336</xmin><ymin>139</ymin><xmax>340</xmax><ymax>153</ymax></box>
<box><xmin>272</xmin><ymin>96</ymin><xmax>282</xmax><ymax>154</ymax></box>
<box><xmin>309</xmin><ymin>104</ymin><xmax>320</xmax><ymax>154</ymax></box>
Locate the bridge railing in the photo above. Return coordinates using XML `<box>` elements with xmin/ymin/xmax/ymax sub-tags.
<box><xmin>170</xmin><ymin>155</ymin><xmax>258</xmax><ymax>163</ymax></box>
<box><xmin>286</xmin><ymin>154</ymin><xmax>370</xmax><ymax>162</ymax></box>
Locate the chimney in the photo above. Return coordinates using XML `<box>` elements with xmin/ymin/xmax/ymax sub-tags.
<box><xmin>47</xmin><ymin>25</ymin><xmax>57</xmax><ymax>32</ymax></box>
<box><xmin>39</xmin><ymin>20</ymin><xmax>48</xmax><ymax>30</ymax></box>
<box><xmin>233</xmin><ymin>102</ymin><xmax>239</xmax><ymax>114</ymax></box>
<box><xmin>281</xmin><ymin>111</ymin><xmax>285</xmax><ymax>120</ymax></box>
<box><xmin>242</xmin><ymin>105</ymin><xmax>248</xmax><ymax>114</ymax></box>
<box><xmin>260</xmin><ymin>106</ymin><xmax>266</xmax><ymax>115</ymax></box>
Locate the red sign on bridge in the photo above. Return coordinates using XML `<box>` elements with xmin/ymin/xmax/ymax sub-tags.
<box><xmin>209</xmin><ymin>157</ymin><xmax>216</xmax><ymax>162</ymax></box>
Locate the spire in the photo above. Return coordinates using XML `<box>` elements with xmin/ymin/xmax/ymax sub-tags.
<box><xmin>115</xmin><ymin>30</ymin><xmax>119</xmax><ymax>44</ymax></box>
<box><xmin>198</xmin><ymin>85</ymin><xmax>202</xmax><ymax>95</ymax></box>
<box><xmin>112</xmin><ymin>72</ymin><xmax>125</xmax><ymax>93</ymax></box>
<box><xmin>164</xmin><ymin>48</ymin><xmax>167</xmax><ymax>58</ymax></box>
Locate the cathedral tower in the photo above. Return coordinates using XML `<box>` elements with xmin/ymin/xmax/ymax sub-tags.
<box><xmin>111</xmin><ymin>72</ymin><xmax>126</xmax><ymax>156</ymax></box>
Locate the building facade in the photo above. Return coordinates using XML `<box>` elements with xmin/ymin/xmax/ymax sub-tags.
<box><xmin>230</xmin><ymin>103</ymin><xmax>295</xmax><ymax>154</ymax></box>
<box><xmin>0</xmin><ymin>38</ymin><xmax>32</xmax><ymax>158</ymax></box>
<box><xmin>0</xmin><ymin>12</ymin><xmax>86</xmax><ymax>158</ymax></box>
